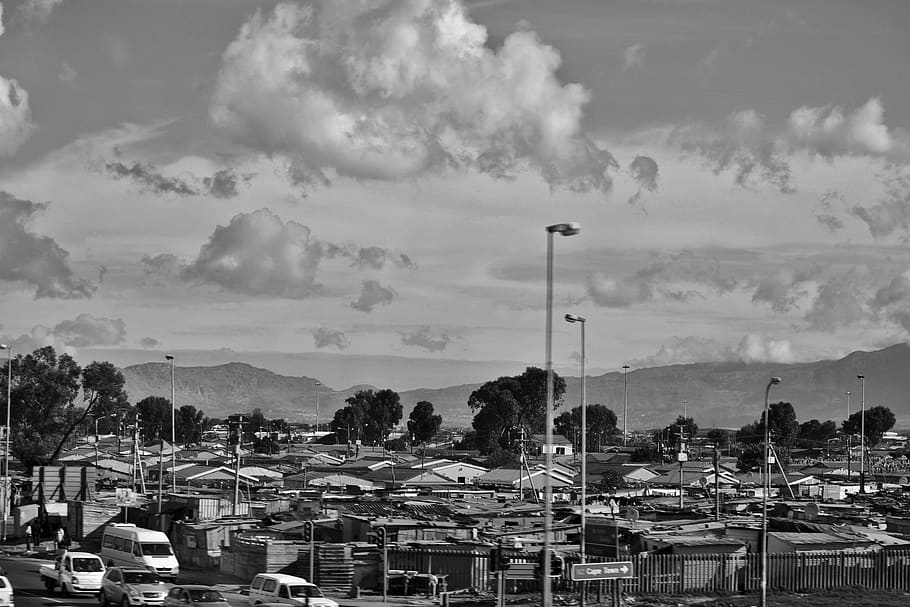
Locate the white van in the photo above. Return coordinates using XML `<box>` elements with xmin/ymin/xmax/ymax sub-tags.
<box><xmin>100</xmin><ymin>524</ymin><xmax>180</xmax><ymax>581</ymax></box>
<box><xmin>248</xmin><ymin>574</ymin><xmax>337</xmax><ymax>607</ymax></box>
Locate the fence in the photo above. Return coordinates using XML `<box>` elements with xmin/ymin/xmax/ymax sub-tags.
<box><xmin>388</xmin><ymin>547</ymin><xmax>910</xmax><ymax>595</ymax></box>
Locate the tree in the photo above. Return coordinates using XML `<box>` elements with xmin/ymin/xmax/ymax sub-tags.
<box><xmin>407</xmin><ymin>401</ymin><xmax>442</xmax><ymax>447</ymax></box>
<box><xmin>467</xmin><ymin>367</ymin><xmax>566</xmax><ymax>455</ymax></box>
<box><xmin>661</xmin><ymin>416</ymin><xmax>698</xmax><ymax>447</ymax></box>
<box><xmin>176</xmin><ymin>405</ymin><xmax>207</xmax><ymax>447</ymax></box>
<box><xmin>135</xmin><ymin>396</ymin><xmax>171</xmax><ymax>441</ymax></box>
<box><xmin>554</xmin><ymin>404</ymin><xmax>618</xmax><ymax>453</ymax></box>
<box><xmin>7</xmin><ymin>347</ymin><xmax>81</xmax><ymax>467</ymax></box>
<box><xmin>333</xmin><ymin>389</ymin><xmax>403</xmax><ymax>446</ymax></box>
<box><xmin>797</xmin><ymin>419</ymin><xmax>838</xmax><ymax>448</ymax></box>
<box><xmin>49</xmin><ymin>361</ymin><xmax>130</xmax><ymax>463</ymax></box>
<box><xmin>844</xmin><ymin>406</ymin><xmax>895</xmax><ymax>447</ymax></box>
<box><xmin>706</xmin><ymin>428</ymin><xmax>729</xmax><ymax>448</ymax></box>
<box><xmin>737</xmin><ymin>401</ymin><xmax>799</xmax><ymax>468</ymax></box>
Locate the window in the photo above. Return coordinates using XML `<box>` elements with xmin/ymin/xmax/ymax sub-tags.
<box><xmin>278</xmin><ymin>586</ymin><xmax>290</xmax><ymax>599</ymax></box>
<box><xmin>103</xmin><ymin>534</ymin><xmax>115</xmax><ymax>549</ymax></box>
<box><xmin>113</xmin><ymin>537</ymin><xmax>125</xmax><ymax>552</ymax></box>
<box><xmin>262</xmin><ymin>579</ymin><xmax>276</xmax><ymax>592</ymax></box>
<box><xmin>167</xmin><ymin>588</ymin><xmax>182</xmax><ymax>599</ymax></box>
<box><xmin>124</xmin><ymin>571</ymin><xmax>158</xmax><ymax>584</ymax></box>
<box><xmin>73</xmin><ymin>558</ymin><xmax>104</xmax><ymax>572</ymax></box>
<box><xmin>141</xmin><ymin>543</ymin><xmax>173</xmax><ymax>556</ymax></box>
<box><xmin>288</xmin><ymin>586</ymin><xmax>324</xmax><ymax>599</ymax></box>
<box><xmin>188</xmin><ymin>589</ymin><xmax>225</xmax><ymax>603</ymax></box>
<box><xmin>457</xmin><ymin>476</ymin><xmax>466</xmax><ymax>484</ymax></box>
<box><xmin>107</xmin><ymin>570</ymin><xmax>121</xmax><ymax>583</ymax></box>
<box><xmin>250</xmin><ymin>577</ymin><xmax>264</xmax><ymax>590</ymax></box>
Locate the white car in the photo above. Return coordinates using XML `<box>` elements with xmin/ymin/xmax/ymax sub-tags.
<box><xmin>0</xmin><ymin>572</ymin><xmax>14</xmax><ymax>607</ymax></box>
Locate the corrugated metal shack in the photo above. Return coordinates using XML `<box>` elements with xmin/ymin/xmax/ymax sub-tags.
<box><xmin>67</xmin><ymin>500</ymin><xmax>123</xmax><ymax>543</ymax></box>
<box><xmin>172</xmin><ymin>518</ymin><xmax>260</xmax><ymax>570</ymax></box>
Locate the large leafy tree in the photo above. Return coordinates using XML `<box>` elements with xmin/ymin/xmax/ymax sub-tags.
<box><xmin>797</xmin><ymin>419</ymin><xmax>838</xmax><ymax>448</ymax></box>
<box><xmin>659</xmin><ymin>416</ymin><xmax>698</xmax><ymax>447</ymax></box>
<box><xmin>843</xmin><ymin>405</ymin><xmax>895</xmax><ymax>447</ymax></box>
<box><xmin>407</xmin><ymin>401</ymin><xmax>442</xmax><ymax>447</ymax></box>
<box><xmin>737</xmin><ymin>401</ymin><xmax>799</xmax><ymax>469</ymax></box>
<box><xmin>135</xmin><ymin>396</ymin><xmax>171</xmax><ymax>441</ymax></box>
<box><xmin>176</xmin><ymin>405</ymin><xmax>207</xmax><ymax>447</ymax></box>
<box><xmin>554</xmin><ymin>404</ymin><xmax>618</xmax><ymax>452</ymax></box>
<box><xmin>467</xmin><ymin>367</ymin><xmax>566</xmax><ymax>455</ymax></box>
<box><xmin>331</xmin><ymin>389</ymin><xmax>403</xmax><ymax>446</ymax></box>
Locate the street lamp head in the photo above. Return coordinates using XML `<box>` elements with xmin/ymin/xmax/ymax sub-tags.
<box><xmin>857</xmin><ymin>374</ymin><xmax>865</xmax><ymax>380</ymax></box>
<box><xmin>564</xmin><ymin>313</ymin><xmax>586</xmax><ymax>324</ymax></box>
<box><xmin>770</xmin><ymin>377</ymin><xmax>782</xmax><ymax>385</ymax></box>
<box><xmin>546</xmin><ymin>222</ymin><xmax>581</xmax><ymax>236</ymax></box>
<box><xmin>165</xmin><ymin>355</ymin><xmax>174</xmax><ymax>361</ymax></box>
<box><xmin>0</xmin><ymin>344</ymin><xmax>8</xmax><ymax>349</ymax></box>
<box><xmin>622</xmin><ymin>365</ymin><xmax>630</xmax><ymax>371</ymax></box>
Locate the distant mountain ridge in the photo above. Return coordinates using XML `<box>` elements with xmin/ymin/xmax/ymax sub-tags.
<box><xmin>122</xmin><ymin>343</ymin><xmax>910</xmax><ymax>430</ymax></box>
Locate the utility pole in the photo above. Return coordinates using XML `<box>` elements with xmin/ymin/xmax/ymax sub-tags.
<box><xmin>713</xmin><ymin>445</ymin><xmax>720</xmax><ymax>520</ymax></box>
<box><xmin>677</xmin><ymin>424</ymin><xmax>687</xmax><ymax>510</ymax></box>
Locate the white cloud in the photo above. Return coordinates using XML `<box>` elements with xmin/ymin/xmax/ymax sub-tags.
<box><xmin>0</xmin><ymin>192</ymin><xmax>95</xmax><ymax>298</ymax></box>
<box><xmin>210</xmin><ymin>0</ymin><xmax>617</xmax><ymax>193</ymax></box>
<box><xmin>623</xmin><ymin>43</ymin><xmax>644</xmax><ymax>70</ymax></box>
<box><xmin>631</xmin><ymin>334</ymin><xmax>795</xmax><ymax>367</ymax></box>
<box><xmin>350</xmin><ymin>280</ymin><xmax>396</xmax><ymax>312</ymax></box>
<box><xmin>665</xmin><ymin>98</ymin><xmax>903</xmax><ymax>193</ymax></box>
<box><xmin>16</xmin><ymin>0</ymin><xmax>63</xmax><ymax>26</ymax></box>
<box><xmin>53</xmin><ymin>313</ymin><xmax>126</xmax><ymax>347</ymax></box>
<box><xmin>400</xmin><ymin>325</ymin><xmax>451</xmax><ymax>352</ymax></box>
<box><xmin>313</xmin><ymin>327</ymin><xmax>350</xmax><ymax>350</ymax></box>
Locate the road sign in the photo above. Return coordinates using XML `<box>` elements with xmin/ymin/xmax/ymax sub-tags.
<box><xmin>571</xmin><ymin>561</ymin><xmax>634</xmax><ymax>581</ymax></box>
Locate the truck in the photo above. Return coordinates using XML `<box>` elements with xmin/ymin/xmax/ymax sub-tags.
<box><xmin>39</xmin><ymin>551</ymin><xmax>106</xmax><ymax>595</ymax></box>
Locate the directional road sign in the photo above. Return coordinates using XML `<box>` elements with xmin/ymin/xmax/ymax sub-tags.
<box><xmin>570</xmin><ymin>561</ymin><xmax>634</xmax><ymax>581</ymax></box>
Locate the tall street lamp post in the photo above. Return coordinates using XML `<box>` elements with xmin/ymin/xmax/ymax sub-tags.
<box><xmin>857</xmin><ymin>375</ymin><xmax>866</xmax><ymax>493</ymax></box>
<box><xmin>544</xmin><ymin>222</ymin><xmax>580</xmax><ymax>607</ymax></box>
<box><xmin>845</xmin><ymin>390</ymin><xmax>852</xmax><ymax>479</ymax></box>
<box><xmin>622</xmin><ymin>365</ymin><xmax>630</xmax><ymax>445</ymax></box>
<box><xmin>0</xmin><ymin>344</ymin><xmax>11</xmax><ymax>542</ymax></box>
<box><xmin>564</xmin><ymin>313</ymin><xmax>587</xmax><ymax>607</ymax></box>
<box><xmin>760</xmin><ymin>376</ymin><xmax>782</xmax><ymax>607</ymax></box>
<box><xmin>165</xmin><ymin>355</ymin><xmax>176</xmax><ymax>492</ymax></box>
<box><xmin>314</xmin><ymin>380</ymin><xmax>321</xmax><ymax>435</ymax></box>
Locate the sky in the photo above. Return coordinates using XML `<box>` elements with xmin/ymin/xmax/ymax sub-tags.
<box><xmin>2</xmin><ymin>0</ymin><xmax>910</xmax><ymax>391</ymax></box>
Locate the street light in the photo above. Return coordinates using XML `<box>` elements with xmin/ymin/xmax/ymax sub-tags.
<box><xmin>314</xmin><ymin>380</ymin><xmax>321</xmax><ymax>435</ymax></box>
<box><xmin>165</xmin><ymin>355</ymin><xmax>176</xmax><ymax>492</ymax></box>
<box><xmin>622</xmin><ymin>365</ymin><xmax>630</xmax><ymax>445</ymax></box>
<box><xmin>857</xmin><ymin>375</ymin><xmax>866</xmax><ymax>493</ymax></box>
<box><xmin>564</xmin><ymin>313</ymin><xmax>587</xmax><ymax>607</ymax></box>
<box><xmin>0</xmin><ymin>344</ymin><xmax>11</xmax><ymax>542</ymax></box>
<box><xmin>845</xmin><ymin>390</ymin><xmax>852</xmax><ymax>479</ymax></box>
<box><xmin>761</xmin><ymin>376</ymin><xmax>782</xmax><ymax>607</ymax></box>
<box><xmin>544</xmin><ymin>222</ymin><xmax>580</xmax><ymax>607</ymax></box>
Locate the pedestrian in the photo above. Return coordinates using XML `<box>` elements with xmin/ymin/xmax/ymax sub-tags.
<box><xmin>55</xmin><ymin>526</ymin><xmax>65</xmax><ymax>551</ymax></box>
<box><xmin>427</xmin><ymin>573</ymin><xmax>438</xmax><ymax>599</ymax></box>
<box><xmin>24</xmin><ymin>523</ymin><xmax>32</xmax><ymax>551</ymax></box>
<box><xmin>62</xmin><ymin>528</ymin><xmax>72</xmax><ymax>550</ymax></box>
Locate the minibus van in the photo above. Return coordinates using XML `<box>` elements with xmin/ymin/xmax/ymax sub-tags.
<box><xmin>100</xmin><ymin>524</ymin><xmax>180</xmax><ymax>581</ymax></box>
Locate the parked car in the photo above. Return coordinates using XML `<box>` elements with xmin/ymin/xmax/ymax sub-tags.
<box><xmin>248</xmin><ymin>574</ymin><xmax>337</xmax><ymax>607</ymax></box>
<box><xmin>100</xmin><ymin>524</ymin><xmax>180</xmax><ymax>581</ymax></box>
<box><xmin>0</xmin><ymin>570</ymin><xmax>13</xmax><ymax>607</ymax></box>
<box><xmin>162</xmin><ymin>586</ymin><xmax>230</xmax><ymax>607</ymax></box>
<box><xmin>99</xmin><ymin>567</ymin><xmax>171</xmax><ymax>606</ymax></box>
<box><xmin>38</xmin><ymin>551</ymin><xmax>106</xmax><ymax>595</ymax></box>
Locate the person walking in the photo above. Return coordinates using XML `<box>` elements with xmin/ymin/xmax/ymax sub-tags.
<box><xmin>54</xmin><ymin>526</ymin><xmax>65</xmax><ymax>551</ymax></box>
<box><xmin>24</xmin><ymin>523</ymin><xmax>32</xmax><ymax>551</ymax></box>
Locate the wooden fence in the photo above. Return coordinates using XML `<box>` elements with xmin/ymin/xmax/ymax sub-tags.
<box><xmin>387</xmin><ymin>547</ymin><xmax>910</xmax><ymax>595</ymax></box>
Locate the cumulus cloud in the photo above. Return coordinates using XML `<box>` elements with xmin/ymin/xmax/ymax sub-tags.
<box><xmin>849</xmin><ymin>171</ymin><xmax>910</xmax><ymax>239</ymax></box>
<box><xmin>210</xmin><ymin>0</ymin><xmax>617</xmax><ymax>194</ymax></box>
<box><xmin>105</xmin><ymin>161</ymin><xmax>200</xmax><ymax>196</ymax></box>
<box><xmin>871</xmin><ymin>271</ymin><xmax>910</xmax><ymax>332</ymax></box>
<box><xmin>139</xmin><ymin>337</ymin><xmax>160</xmax><ymax>349</ymax></box>
<box><xmin>749</xmin><ymin>268</ymin><xmax>818</xmax><ymax>313</ymax></box>
<box><xmin>623</xmin><ymin>43</ymin><xmax>645</xmax><ymax>70</ymax></box>
<box><xmin>350</xmin><ymin>246</ymin><xmax>416</xmax><ymax>270</ymax></box>
<box><xmin>400</xmin><ymin>325</ymin><xmax>450</xmax><ymax>352</ymax></box>
<box><xmin>53</xmin><ymin>313</ymin><xmax>126</xmax><ymax>347</ymax></box>
<box><xmin>16</xmin><ymin>0</ymin><xmax>63</xmax><ymax>25</ymax></box>
<box><xmin>667</xmin><ymin>98</ymin><xmax>900</xmax><ymax>192</ymax></box>
<box><xmin>0</xmin><ymin>192</ymin><xmax>95</xmax><ymax>298</ymax></box>
<box><xmin>0</xmin><ymin>6</ymin><xmax>35</xmax><ymax>158</ymax></box>
<box><xmin>203</xmin><ymin>168</ymin><xmax>254</xmax><ymax>199</ymax></box>
<box><xmin>628</xmin><ymin>155</ymin><xmax>659</xmax><ymax>204</ymax></box>
<box><xmin>586</xmin><ymin>252</ymin><xmax>738</xmax><ymax>308</ymax></box>
<box><xmin>350</xmin><ymin>280</ymin><xmax>396</xmax><ymax>312</ymax></box>
<box><xmin>313</xmin><ymin>327</ymin><xmax>350</xmax><ymax>350</ymax></box>
<box><xmin>803</xmin><ymin>271</ymin><xmax>868</xmax><ymax>331</ymax></box>
<box><xmin>631</xmin><ymin>334</ymin><xmax>795</xmax><ymax>367</ymax></box>
<box><xmin>179</xmin><ymin>209</ymin><xmax>414</xmax><ymax>298</ymax></box>
<box><xmin>814</xmin><ymin>190</ymin><xmax>846</xmax><ymax>233</ymax></box>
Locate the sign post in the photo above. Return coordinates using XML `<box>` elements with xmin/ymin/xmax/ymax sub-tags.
<box><xmin>570</xmin><ymin>561</ymin><xmax>634</xmax><ymax>581</ymax></box>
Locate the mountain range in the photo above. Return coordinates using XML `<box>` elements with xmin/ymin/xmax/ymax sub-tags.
<box><xmin>121</xmin><ymin>343</ymin><xmax>910</xmax><ymax>431</ymax></box>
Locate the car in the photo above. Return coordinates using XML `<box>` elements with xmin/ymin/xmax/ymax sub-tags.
<box><xmin>0</xmin><ymin>571</ymin><xmax>13</xmax><ymax>607</ymax></box>
<box><xmin>247</xmin><ymin>574</ymin><xmax>337</xmax><ymax>607</ymax></box>
<box><xmin>162</xmin><ymin>586</ymin><xmax>230</xmax><ymax>607</ymax></box>
<box><xmin>99</xmin><ymin>567</ymin><xmax>171</xmax><ymax>607</ymax></box>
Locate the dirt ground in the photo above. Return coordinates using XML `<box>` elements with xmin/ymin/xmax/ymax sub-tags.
<box><xmin>626</xmin><ymin>589</ymin><xmax>910</xmax><ymax>607</ymax></box>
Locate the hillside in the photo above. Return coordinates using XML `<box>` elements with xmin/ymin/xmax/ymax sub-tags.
<box><xmin>122</xmin><ymin>343</ymin><xmax>910</xmax><ymax>430</ymax></box>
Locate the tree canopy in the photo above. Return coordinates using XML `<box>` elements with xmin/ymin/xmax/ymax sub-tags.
<box><xmin>407</xmin><ymin>401</ymin><xmax>442</xmax><ymax>447</ymax></box>
<box><xmin>554</xmin><ymin>404</ymin><xmax>618</xmax><ymax>452</ymax></box>
<box><xmin>330</xmin><ymin>388</ymin><xmax>403</xmax><ymax>446</ymax></box>
<box><xmin>843</xmin><ymin>405</ymin><xmax>895</xmax><ymax>447</ymax></box>
<box><xmin>467</xmin><ymin>367</ymin><xmax>565</xmax><ymax>455</ymax></box>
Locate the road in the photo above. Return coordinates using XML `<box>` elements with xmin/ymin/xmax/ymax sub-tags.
<box><xmin>0</xmin><ymin>555</ymin><xmax>250</xmax><ymax>607</ymax></box>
